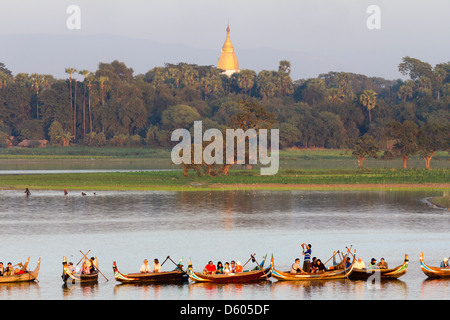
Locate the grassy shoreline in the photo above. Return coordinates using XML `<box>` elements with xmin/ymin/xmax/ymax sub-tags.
<box><xmin>0</xmin><ymin>169</ymin><xmax>448</xmax><ymax>192</ymax></box>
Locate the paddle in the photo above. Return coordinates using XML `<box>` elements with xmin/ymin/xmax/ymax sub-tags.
<box><xmin>79</xmin><ymin>250</ymin><xmax>109</xmax><ymax>281</ymax></box>
<box><xmin>75</xmin><ymin>250</ymin><xmax>90</xmax><ymax>267</ymax></box>
<box><xmin>249</xmin><ymin>254</ymin><xmax>270</xmax><ymax>280</ymax></box>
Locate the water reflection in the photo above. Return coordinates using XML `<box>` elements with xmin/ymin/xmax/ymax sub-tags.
<box><xmin>420</xmin><ymin>279</ymin><xmax>450</xmax><ymax>300</ymax></box>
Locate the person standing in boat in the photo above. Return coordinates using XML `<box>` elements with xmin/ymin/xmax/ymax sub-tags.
<box><xmin>301</xmin><ymin>243</ymin><xmax>312</xmax><ymax>272</ymax></box>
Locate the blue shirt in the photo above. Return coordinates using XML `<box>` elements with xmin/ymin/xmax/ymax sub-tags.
<box><xmin>304</xmin><ymin>249</ymin><xmax>311</xmax><ymax>262</ymax></box>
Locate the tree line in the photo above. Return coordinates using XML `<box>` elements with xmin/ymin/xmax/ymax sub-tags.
<box><xmin>0</xmin><ymin>57</ymin><xmax>448</xmax><ymax>169</ymax></box>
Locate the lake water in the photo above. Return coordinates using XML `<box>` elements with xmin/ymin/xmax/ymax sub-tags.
<box><xmin>0</xmin><ymin>188</ymin><xmax>448</xmax><ymax>300</ymax></box>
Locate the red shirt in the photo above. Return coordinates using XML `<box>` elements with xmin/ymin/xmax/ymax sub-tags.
<box><xmin>204</xmin><ymin>263</ymin><xmax>216</xmax><ymax>274</ymax></box>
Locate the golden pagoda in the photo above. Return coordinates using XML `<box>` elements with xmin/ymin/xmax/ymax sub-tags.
<box><xmin>218</xmin><ymin>24</ymin><xmax>240</xmax><ymax>76</ymax></box>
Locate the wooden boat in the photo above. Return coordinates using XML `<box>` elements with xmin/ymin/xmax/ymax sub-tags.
<box><xmin>347</xmin><ymin>254</ymin><xmax>409</xmax><ymax>280</ymax></box>
<box><xmin>62</xmin><ymin>256</ymin><xmax>98</xmax><ymax>284</ymax></box>
<box><xmin>187</xmin><ymin>255</ymin><xmax>271</xmax><ymax>283</ymax></box>
<box><xmin>112</xmin><ymin>261</ymin><xmax>188</xmax><ymax>284</ymax></box>
<box><xmin>420</xmin><ymin>252</ymin><xmax>450</xmax><ymax>279</ymax></box>
<box><xmin>0</xmin><ymin>257</ymin><xmax>41</xmax><ymax>283</ymax></box>
<box><xmin>271</xmin><ymin>255</ymin><xmax>355</xmax><ymax>281</ymax></box>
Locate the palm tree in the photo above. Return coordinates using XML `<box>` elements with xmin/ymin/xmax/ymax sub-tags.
<box><xmin>86</xmin><ymin>73</ymin><xmax>94</xmax><ymax>133</ymax></box>
<box><xmin>31</xmin><ymin>73</ymin><xmax>44</xmax><ymax>120</ymax></box>
<box><xmin>79</xmin><ymin>70</ymin><xmax>90</xmax><ymax>138</ymax></box>
<box><xmin>237</xmin><ymin>69</ymin><xmax>256</xmax><ymax>96</ymax></box>
<box><xmin>98</xmin><ymin>76</ymin><xmax>108</xmax><ymax>105</ymax></box>
<box><xmin>359</xmin><ymin>89</ymin><xmax>377</xmax><ymax>124</ymax></box>
<box><xmin>65</xmin><ymin>68</ymin><xmax>77</xmax><ymax>138</ymax></box>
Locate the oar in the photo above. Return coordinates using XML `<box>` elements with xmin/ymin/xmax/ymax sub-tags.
<box><xmin>250</xmin><ymin>254</ymin><xmax>271</xmax><ymax>280</ymax></box>
<box><xmin>323</xmin><ymin>250</ymin><xmax>340</xmax><ymax>266</ymax></box>
<box><xmin>80</xmin><ymin>250</ymin><xmax>109</xmax><ymax>282</ymax></box>
<box><xmin>242</xmin><ymin>253</ymin><xmax>256</xmax><ymax>269</ymax></box>
<box><xmin>160</xmin><ymin>256</ymin><xmax>170</xmax><ymax>267</ymax></box>
<box><xmin>166</xmin><ymin>256</ymin><xmax>185</xmax><ymax>272</ymax></box>
<box><xmin>75</xmin><ymin>250</ymin><xmax>91</xmax><ymax>267</ymax></box>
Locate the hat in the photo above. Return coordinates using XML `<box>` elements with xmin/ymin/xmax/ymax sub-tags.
<box><xmin>236</xmin><ymin>261</ymin><xmax>241</xmax><ymax>265</ymax></box>
<box><xmin>444</xmin><ymin>258</ymin><xmax>448</xmax><ymax>262</ymax></box>
<box><xmin>371</xmin><ymin>258</ymin><xmax>376</xmax><ymax>262</ymax></box>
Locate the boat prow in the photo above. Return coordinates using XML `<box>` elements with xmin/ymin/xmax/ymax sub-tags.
<box><xmin>420</xmin><ymin>252</ymin><xmax>450</xmax><ymax>279</ymax></box>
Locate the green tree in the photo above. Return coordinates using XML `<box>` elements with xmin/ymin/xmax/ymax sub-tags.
<box><xmin>417</xmin><ymin>122</ymin><xmax>449</xmax><ymax>170</ymax></box>
<box><xmin>351</xmin><ymin>134</ymin><xmax>380</xmax><ymax>169</ymax></box>
<box><xmin>387</xmin><ymin>121</ymin><xmax>419</xmax><ymax>169</ymax></box>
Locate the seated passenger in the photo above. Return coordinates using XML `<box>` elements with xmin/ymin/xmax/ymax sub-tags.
<box><xmin>81</xmin><ymin>261</ymin><xmax>90</xmax><ymax>274</ymax></box>
<box><xmin>368</xmin><ymin>258</ymin><xmax>378</xmax><ymax>269</ymax></box>
<box><xmin>234</xmin><ymin>261</ymin><xmax>243</xmax><ymax>273</ymax></box>
<box><xmin>216</xmin><ymin>261</ymin><xmax>224</xmax><ymax>274</ymax></box>
<box><xmin>153</xmin><ymin>258</ymin><xmax>161</xmax><ymax>273</ymax></box>
<box><xmin>354</xmin><ymin>257</ymin><xmax>366</xmax><ymax>269</ymax></box>
<box><xmin>89</xmin><ymin>257</ymin><xmax>97</xmax><ymax>273</ymax></box>
<box><xmin>290</xmin><ymin>258</ymin><xmax>302</xmax><ymax>274</ymax></box>
<box><xmin>440</xmin><ymin>258</ymin><xmax>448</xmax><ymax>268</ymax></box>
<box><xmin>140</xmin><ymin>259</ymin><xmax>151</xmax><ymax>273</ymax></box>
<box><xmin>223</xmin><ymin>262</ymin><xmax>231</xmax><ymax>274</ymax></box>
<box><xmin>312</xmin><ymin>259</ymin><xmax>326</xmax><ymax>273</ymax></box>
<box><xmin>377</xmin><ymin>258</ymin><xmax>388</xmax><ymax>269</ymax></box>
<box><xmin>5</xmin><ymin>262</ymin><xmax>14</xmax><ymax>276</ymax></box>
<box><xmin>0</xmin><ymin>262</ymin><xmax>4</xmax><ymax>276</ymax></box>
<box><xmin>203</xmin><ymin>261</ymin><xmax>217</xmax><ymax>275</ymax></box>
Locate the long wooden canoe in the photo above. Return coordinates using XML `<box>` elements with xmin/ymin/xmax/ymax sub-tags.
<box><xmin>0</xmin><ymin>257</ymin><xmax>41</xmax><ymax>283</ymax></box>
<box><xmin>420</xmin><ymin>252</ymin><xmax>450</xmax><ymax>279</ymax></box>
<box><xmin>62</xmin><ymin>256</ymin><xmax>98</xmax><ymax>284</ymax></box>
<box><xmin>112</xmin><ymin>261</ymin><xmax>188</xmax><ymax>284</ymax></box>
<box><xmin>271</xmin><ymin>255</ymin><xmax>355</xmax><ymax>281</ymax></box>
<box><xmin>187</xmin><ymin>256</ymin><xmax>271</xmax><ymax>283</ymax></box>
<box><xmin>347</xmin><ymin>254</ymin><xmax>409</xmax><ymax>280</ymax></box>
<box><xmin>187</xmin><ymin>266</ymin><xmax>272</xmax><ymax>283</ymax></box>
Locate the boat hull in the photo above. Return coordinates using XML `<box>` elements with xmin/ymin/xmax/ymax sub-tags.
<box><xmin>420</xmin><ymin>253</ymin><xmax>450</xmax><ymax>279</ymax></box>
<box><xmin>113</xmin><ymin>262</ymin><xmax>188</xmax><ymax>284</ymax></box>
<box><xmin>0</xmin><ymin>257</ymin><xmax>40</xmax><ymax>284</ymax></box>
<box><xmin>348</xmin><ymin>255</ymin><xmax>409</xmax><ymax>280</ymax></box>
<box><xmin>187</xmin><ymin>267</ymin><xmax>272</xmax><ymax>283</ymax></box>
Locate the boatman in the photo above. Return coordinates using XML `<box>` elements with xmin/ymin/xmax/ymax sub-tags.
<box><xmin>301</xmin><ymin>243</ymin><xmax>312</xmax><ymax>273</ymax></box>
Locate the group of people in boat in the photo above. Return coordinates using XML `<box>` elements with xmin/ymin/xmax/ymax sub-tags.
<box><xmin>67</xmin><ymin>257</ymin><xmax>98</xmax><ymax>275</ymax></box>
<box><xmin>140</xmin><ymin>259</ymin><xmax>161</xmax><ymax>273</ymax></box>
<box><xmin>202</xmin><ymin>260</ymin><xmax>244</xmax><ymax>275</ymax></box>
<box><xmin>291</xmin><ymin>243</ymin><xmax>328</xmax><ymax>274</ymax></box>
<box><xmin>354</xmin><ymin>257</ymin><xmax>389</xmax><ymax>269</ymax></box>
<box><xmin>0</xmin><ymin>261</ymin><xmax>26</xmax><ymax>276</ymax></box>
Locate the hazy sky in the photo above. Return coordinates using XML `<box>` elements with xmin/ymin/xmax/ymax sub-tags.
<box><xmin>0</xmin><ymin>0</ymin><xmax>449</xmax><ymax>79</ymax></box>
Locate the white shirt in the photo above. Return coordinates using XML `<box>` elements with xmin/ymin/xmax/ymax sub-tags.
<box><xmin>140</xmin><ymin>264</ymin><xmax>151</xmax><ymax>273</ymax></box>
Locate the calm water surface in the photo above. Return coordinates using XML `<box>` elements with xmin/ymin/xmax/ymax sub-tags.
<box><xmin>0</xmin><ymin>189</ymin><xmax>448</xmax><ymax>300</ymax></box>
